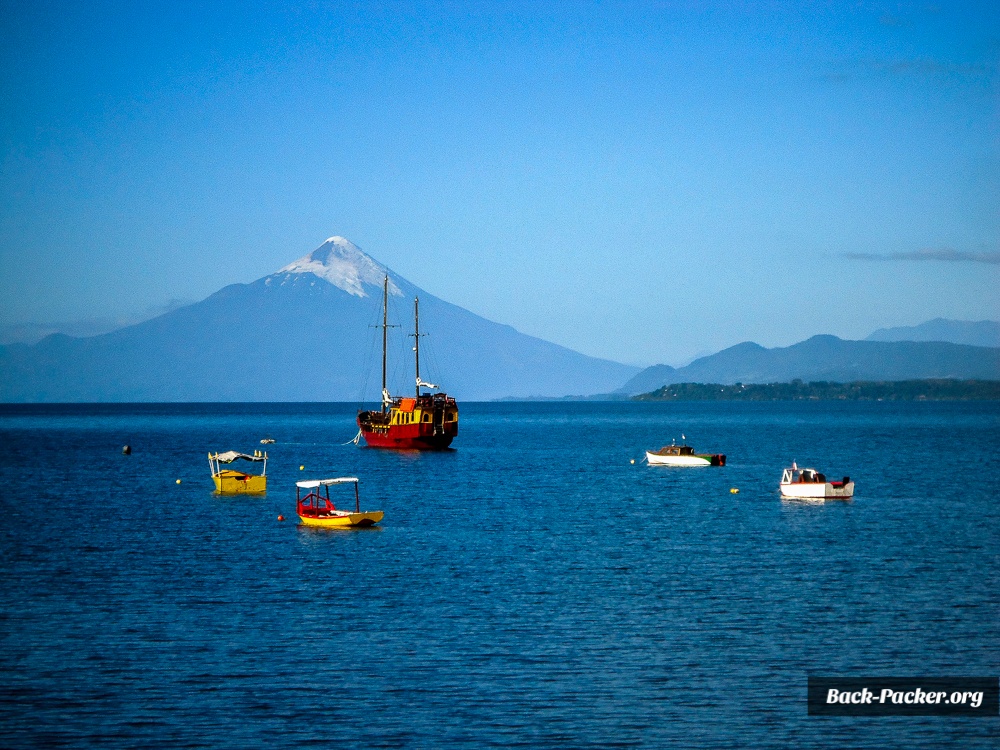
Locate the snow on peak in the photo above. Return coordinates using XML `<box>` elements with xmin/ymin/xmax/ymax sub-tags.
<box><xmin>277</xmin><ymin>237</ymin><xmax>401</xmax><ymax>297</ymax></box>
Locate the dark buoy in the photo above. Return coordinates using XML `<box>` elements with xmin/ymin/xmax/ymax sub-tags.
<box><xmin>122</xmin><ymin>445</ymin><xmax>131</xmax><ymax>455</ymax></box>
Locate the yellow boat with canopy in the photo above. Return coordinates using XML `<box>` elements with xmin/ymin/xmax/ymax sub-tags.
<box><xmin>208</xmin><ymin>450</ymin><xmax>267</xmax><ymax>494</ymax></box>
<box><xmin>296</xmin><ymin>477</ymin><xmax>384</xmax><ymax>528</ymax></box>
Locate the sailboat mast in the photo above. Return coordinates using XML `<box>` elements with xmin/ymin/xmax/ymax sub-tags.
<box><xmin>381</xmin><ymin>276</ymin><xmax>388</xmax><ymax>414</ymax></box>
<box><xmin>414</xmin><ymin>297</ymin><xmax>420</xmax><ymax>398</ymax></box>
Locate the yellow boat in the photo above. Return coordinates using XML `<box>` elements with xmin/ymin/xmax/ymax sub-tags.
<box><xmin>208</xmin><ymin>450</ymin><xmax>268</xmax><ymax>494</ymax></box>
<box><xmin>296</xmin><ymin>477</ymin><xmax>384</xmax><ymax>528</ymax></box>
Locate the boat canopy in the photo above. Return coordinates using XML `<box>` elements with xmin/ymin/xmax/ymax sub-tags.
<box><xmin>212</xmin><ymin>450</ymin><xmax>266</xmax><ymax>463</ymax></box>
<box><xmin>296</xmin><ymin>477</ymin><xmax>359</xmax><ymax>488</ymax></box>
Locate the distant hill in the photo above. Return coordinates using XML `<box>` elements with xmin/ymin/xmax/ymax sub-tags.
<box><xmin>617</xmin><ymin>364</ymin><xmax>678</xmax><ymax>395</ymax></box>
<box><xmin>866</xmin><ymin>319</ymin><xmax>1000</xmax><ymax>348</ymax></box>
<box><xmin>634</xmin><ymin>379</ymin><xmax>1000</xmax><ymax>401</ymax></box>
<box><xmin>618</xmin><ymin>335</ymin><xmax>1000</xmax><ymax>394</ymax></box>
<box><xmin>0</xmin><ymin>237</ymin><xmax>638</xmax><ymax>402</ymax></box>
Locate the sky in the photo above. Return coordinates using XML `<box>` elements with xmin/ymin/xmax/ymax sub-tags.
<box><xmin>1</xmin><ymin>0</ymin><xmax>998</xmax><ymax>366</ymax></box>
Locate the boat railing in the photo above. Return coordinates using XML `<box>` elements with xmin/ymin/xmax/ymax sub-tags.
<box><xmin>296</xmin><ymin>480</ymin><xmax>362</xmax><ymax>514</ymax></box>
<box><xmin>298</xmin><ymin>492</ymin><xmax>335</xmax><ymax>516</ymax></box>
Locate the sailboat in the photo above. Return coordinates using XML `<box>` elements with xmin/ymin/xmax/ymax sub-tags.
<box><xmin>356</xmin><ymin>277</ymin><xmax>459</xmax><ymax>449</ymax></box>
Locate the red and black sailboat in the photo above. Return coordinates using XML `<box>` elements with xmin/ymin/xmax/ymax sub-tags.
<box><xmin>357</xmin><ymin>277</ymin><xmax>459</xmax><ymax>449</ymax></box>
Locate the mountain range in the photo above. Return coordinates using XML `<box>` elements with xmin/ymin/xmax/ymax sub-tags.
<box><xmin>618</xmin><ymin>335</ymin><xmax>1000</xmax><ymax>395</ymax></box>
<box><xmin>0</xmin><ymin>238</ymin><xmax>637</xmax><ymax>402</ymax></box>
<box><xmin>2</xmin><ymin>237</ymin><xmax>997</xmax><ymax>402</ymax></box>
<box><xmin>865</xmin><ymin>318</ymin><xmax>1000</xmax><ymax>348</ymax></box>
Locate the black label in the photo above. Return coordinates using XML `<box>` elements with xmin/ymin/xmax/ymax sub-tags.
<box><xmin>808</xmin><ymin>677</ymin><xmax>999</xmax><ymax>716</ymax></box>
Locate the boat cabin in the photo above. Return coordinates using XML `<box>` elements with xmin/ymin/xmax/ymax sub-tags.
<box><xmin>360</xmin><ymin>393</ymin><xmax>459</xmax><ymax>431</ymax></box>
<box><xmin>652</xmin><ymin>444</ymin><xmax>696</xmax><ymax>456</ymax></box>
<box><xmin>781</xmin><ymin>467</ymin><xmax>850</xmax><ymax>486</ymax></box>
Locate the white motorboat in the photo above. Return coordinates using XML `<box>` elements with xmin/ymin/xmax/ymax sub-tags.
<box><xmin>779</xmin><ymin>464</ymin><xmax>854</xmax><ymax>499</ymax></box>
<box><xmin>646</xmin><ymin>440</ymin><xmax>725</xmax><ymax>466</ymax></box>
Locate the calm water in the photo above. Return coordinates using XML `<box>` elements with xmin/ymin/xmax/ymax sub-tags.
<box><xmin>1</xmin><ymin>401</ymin><xmax>998</xmax><ymax>748</ymax></box>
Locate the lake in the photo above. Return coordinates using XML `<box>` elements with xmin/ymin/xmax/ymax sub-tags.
<box><xmin>1</xmin><ymin>401</ymin><xmax>997</xmax><ymax>747</ymax></box>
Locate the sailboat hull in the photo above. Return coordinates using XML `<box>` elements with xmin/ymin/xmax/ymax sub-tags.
<box><xmin>356</xmin><ymin>416</ymin><xmax>457</xmax><ymax>450</ymax></box>
<box><xmin>360</xmin><ymin>428</ymin><xmax>455</xmax><ymax>450</ymax></box>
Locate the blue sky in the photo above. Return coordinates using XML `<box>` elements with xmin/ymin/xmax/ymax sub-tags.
<box><xmin>1</xmin><ymin>1</ymin><xmax>998</xmax><ymax>365</ymax></box>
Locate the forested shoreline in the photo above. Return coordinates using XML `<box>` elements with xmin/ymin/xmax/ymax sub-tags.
<box><xmin>633</xmin><ymin>379</ymin><xmax>1000</xmax><ymax>401</ymax></box>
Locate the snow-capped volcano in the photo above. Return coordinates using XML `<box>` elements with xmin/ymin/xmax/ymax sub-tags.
<box><xmin>0</xmin><ymin>235</ymin><xmax>642</xmax><ymax>401</ymax></box>
<box><xmin>275</xmin><ymin>236</ymin><xmax>401</xmax><ymax>297</ymax></box>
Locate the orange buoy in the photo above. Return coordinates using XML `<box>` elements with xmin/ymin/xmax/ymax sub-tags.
<box><xmin>277</xmin><ymin>515</ymin><xmax>284</xmax><ymax>522</ymax></box>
